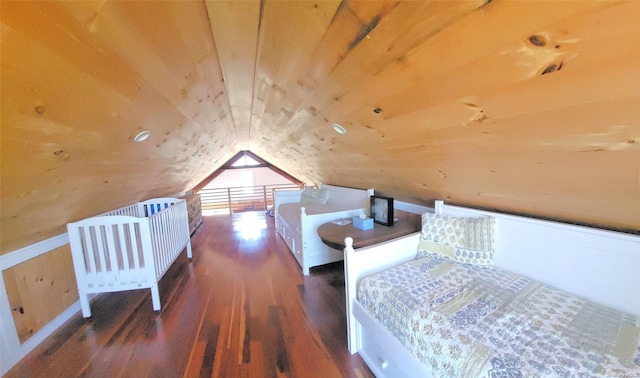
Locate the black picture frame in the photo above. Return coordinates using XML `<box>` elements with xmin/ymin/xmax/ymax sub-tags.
<box><xmin>370</xmin><ymin>195</ymin><xmax>394</xmax><ymax>226</ymax></box>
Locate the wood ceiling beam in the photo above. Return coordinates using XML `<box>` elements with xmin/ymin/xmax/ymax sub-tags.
<box><xmin>205</xmin><ymin>0</ymin><xmax>261</xmax><ymax>149</ymax></box>
<box><xmin>192</xmin><ymin>151</ymin><xmax>302</xmax><ymax>193</ymax></box>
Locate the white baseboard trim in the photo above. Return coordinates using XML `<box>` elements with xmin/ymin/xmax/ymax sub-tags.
<box><xmin>0</xmin><ymin>301</ymin><xmax>81</xmax><ymax>376</ymax></box>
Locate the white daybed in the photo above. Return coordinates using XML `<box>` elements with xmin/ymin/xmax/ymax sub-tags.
<box><xmin>67</xmin><ymin>198</ymin><xmax>192</xmax><ymax>317</ymax></box>
<box><xmin>345</xmin><ymin>201</ymin><xmax>640</xmax><ymax>378</ymax></box>
<box><xmin>274</xmin><ymin>184</ymin><xmax>373</xmax><ymax>275</ymax></box>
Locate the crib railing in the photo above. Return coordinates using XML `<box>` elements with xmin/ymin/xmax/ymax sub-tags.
<box><xmin>99</xmin><ymin>198</ymin><xmax>181</xmax><ymax>218</ymax></box>
<box><xmin>148</xmin><ymin>200</ymin><xmax>191</xmax><ymax>279</ymax></box>
<box><xmin>69</xmin><ymin>216</ymin><xmax>154</xmax><ymax>290</ymax></box>
<box><xmin>139</xmin><ymin>198</ymin><xmax>181</xmax><ymax>217</ymax></box>
<box><xmin>102</xmin><ymin>203</ymin><xmax>139</xmax><ymax>217</ymax></box>
<box><xmin>67</xmin><ymin>198</ymin><xmax>192</xmax><ymax>317</ymax></box>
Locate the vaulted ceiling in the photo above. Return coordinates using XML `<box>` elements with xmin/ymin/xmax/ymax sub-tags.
<box><xmin>2</xmin><ymin>0</ymin><xmax>639</xmax><ymax>253</ymax></box>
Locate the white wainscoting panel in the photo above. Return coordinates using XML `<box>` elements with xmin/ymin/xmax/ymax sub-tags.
<box><xmin>438</xmin><ymin>202</ymin><xmax>640</xmax><ymax>316</ymax></box>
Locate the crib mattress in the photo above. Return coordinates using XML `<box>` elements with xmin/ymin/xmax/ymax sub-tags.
<box><xmin>358</xmin><ymin>255</ymin><xmax>640</xmax><ymax>378</ymax></box>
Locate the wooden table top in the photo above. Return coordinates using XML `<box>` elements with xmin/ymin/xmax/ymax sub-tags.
<box><xmin>317</xmin><ymin>218</ymin><xmax>420</xmax><ymax>250</ymax></box>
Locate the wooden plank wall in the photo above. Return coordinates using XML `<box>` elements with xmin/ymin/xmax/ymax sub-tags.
<box><xmin>1</xmin><ymin>0</ymin><xmax>639</xmax><ymax>349</ymax></box>
<box><xmin>247</xmin><ymin>0</ymin><xmax>640</xmax><ymax>233</ymax></box>
<box><xmin>2</xmin><ymin>245</ymin><xmax>79</xmax><ymax>343</ymax></box>
<box><xmin>1</xmin><ymin>1</ymin><xmax>237</xmax><ymax>253</ymax></box>
<box><xmin>3</xmin><ymin>1</ymin><xmax>639</xmax><ymax>251</ymax></box>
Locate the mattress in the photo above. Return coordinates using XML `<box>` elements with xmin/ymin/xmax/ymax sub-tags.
<box><xmin>358</xmin><ymin>255</ymin><xmax>640</xmax><ymax>378</ymax></box>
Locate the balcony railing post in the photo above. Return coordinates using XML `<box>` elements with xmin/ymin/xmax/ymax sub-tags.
<box><xmin>262</xmin><ymin>186</ymin><xmax>268</xmax><ymax>210</ymax></box>
<box><xmin>227</xmin><ymin>188</ymin><xmax>232</xmax><ymax>214</ymax></box>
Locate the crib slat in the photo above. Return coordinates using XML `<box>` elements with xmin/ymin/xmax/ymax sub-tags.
<box><xmin>139</xmin><ymin>220</ymin><xmax>155</xmax><ymax>284</ymax></box>
<box><xmin>172</xmin><ymin>208</ymin><xmax>178</xmax><ymax>261</ymax></box>
<box><xmin>82</xmin><ymin>226</ymin><xmax>98</xmax><ymax>286</ymax></box>
<box><xmin>149</xmin><ymin>216</ymin><xmax>158</xmax><ymax>277</ymax></box>
<box><xmin>128</xmin><ymin>221</ymin><xmax>142</xmax><ymax>279</ymax></box>
<box><xmin>159</xmin><ymin>212</ymin><xmax>169</xmax><ymax>278</ymax></box>
<box><xmin>168</xmin><ymin>208</ymin><xmax>177</xmax><ymax>266</ymax></box>
<box><xmin>115</xmin><ymin>223</ymin><xmax>130</xmax><ymax>283</ymax></box>
<box><xmin>180</xmin><ymin>201</ymin><xmax>192</xmax><ymax>259</ymax></box>
<box><xmin>176</xmin><ymin>206</ymin><xmax>183</xmax><ymax>252</ymax></box>
<box><xmin>156</xmin><ymin>214</ymin><xmax>164</xmax><ymax>278</ymax></box>
<box><xmin>96</xmin><ymin>226</ymin><xmax>110</xmax><ymax>286</ymax></box>
<box><xmin>168</xmin><ymin>207</ymin><xmax>177</xmax><ymax>272</ymax></box>
<box><xmin>165</xmin><ymin>209</ymin><xmax>172</xmax><ymax>275</ymax></box>
<box><xmin>105</xmin><ymin>225</ymin><xmax>120</xmax><ymax>285</ymax></box>
<box><xmin>159</xmin><ymin>210</ymin><xmax>167</xmax><ymax>275</ymax></box>
<box><xmin>116</xmin><ymin>223</ymin><xmax>130</xmax><ymax>284</ymax></box>
<box><xmin>150</xmin><ymin>215</ymin><xmax>160</xmax><ymax>278</ymax></box>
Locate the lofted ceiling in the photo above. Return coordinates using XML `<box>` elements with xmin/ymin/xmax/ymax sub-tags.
<box><xmin>1</xmin><ymin>0</ymin><xmax>639</xmax><ymax>253</ymax></box>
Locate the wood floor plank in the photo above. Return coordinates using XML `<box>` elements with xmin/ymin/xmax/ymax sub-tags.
<box><xmin>5</xmin><ymin>212</ymin><xmax>373</xmax><ymax>377</ymax></box>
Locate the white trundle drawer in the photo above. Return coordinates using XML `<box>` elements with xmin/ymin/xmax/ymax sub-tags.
<box><xmin>276</xmin><ymin>215</ymin><xmax>287</xmax><ymax>237</ymax></box>
<box><xmin>285</xmin><ymin>234</ymin><xmax>295</xmax><ymax>252</ymax></box>
<box><xmin>277</xmin><ymin>221</ymin><xmax>285</xmax><ymax>237</ymax></box>
<box><xmin>354</xmin><ymin>301</ymin><xmax>431</xmax><ymax>378</ymax></box>
<box><xmin>360</xmin><ymin>329</ymin><xmax>411</xmax><ymax>378</ymax></box>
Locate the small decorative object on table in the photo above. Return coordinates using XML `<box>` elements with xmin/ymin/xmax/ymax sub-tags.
<box><xmin>370</xmin><ymin>195</ymin><xmax>394</xmax><ymax>226</ymax></box>
<box><xmin>352</xmin><ymin>213</ymin><xmax>374</xmax><ymax>230</ymax></box>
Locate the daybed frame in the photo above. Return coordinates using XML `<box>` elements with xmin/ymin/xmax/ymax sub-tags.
<box><xmin>344</xmin><ymin>200</ymin><xmax>640</xmax><ymax>378</ymax></box>
<box><xmin>67</xmin><ymin>198</ymin><xmax>192</xmax><ymax>317</ymax></box>
<box><xmin>274</xmin><ymin>184</ymin><xmax>373</xmax><ymax>275</ymax></box>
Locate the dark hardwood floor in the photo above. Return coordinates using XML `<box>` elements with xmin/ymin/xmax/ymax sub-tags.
<box><xmin>6</xmin><ymin>212</ymin><xmax>374</xmax><ymax>378</ymax></box>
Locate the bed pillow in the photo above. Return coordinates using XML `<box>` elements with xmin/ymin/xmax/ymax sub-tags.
<box><xmin>417</xmin><ymin>213</ymin><xmax>495</xmax><ymax>266</ymax></box>
<box><xmin>300</xmin><ymin>187</ymin><xmax>330</xmax><ymax>205</ymax></box>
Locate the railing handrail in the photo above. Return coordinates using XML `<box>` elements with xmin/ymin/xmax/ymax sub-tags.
<box><xmin>197</xmin><ymin>183</ymin><xmax>301</xmax><ymax>214</ymax></box>
<box><xmin>200</xmin><ymin>183</ymin><xmax>300</xmax><ymax>191</ymax></box>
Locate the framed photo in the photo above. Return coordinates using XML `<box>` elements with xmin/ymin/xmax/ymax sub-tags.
<box><xmin>370</xmin><ymin>195</ymin><xmax>394</xmax><ymax>226</ymax></box>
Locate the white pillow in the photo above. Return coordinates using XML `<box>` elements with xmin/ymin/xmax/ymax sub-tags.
<box><xmin>417</xmin><ymin>213</ymin><xmax>495</xmax><ymax>266</ymax></box>
<box><xmin>300</xmin><ymin>187</ymin><xmax>329</xmax><ymax>205</ymax></box>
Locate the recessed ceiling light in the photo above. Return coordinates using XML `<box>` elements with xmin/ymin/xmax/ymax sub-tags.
<box><xmin>134</xmin><ymin>130</ymin><xmax>150</xmax><ymax>142</ymax></box>
<box><xmin>332</xmin><ymin>123</ymin><xmax>347</xmax><ymax>135</ymax></box>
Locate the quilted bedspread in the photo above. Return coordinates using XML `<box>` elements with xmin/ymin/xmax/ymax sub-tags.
<box><xmin>358</xmin><ymin>255</ymin><xmax>640</xmax><ymax>378</ymax></box>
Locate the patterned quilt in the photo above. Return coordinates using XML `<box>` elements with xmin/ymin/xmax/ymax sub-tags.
<box><xmin>358</xmin><ymin>255</ymin><xmax>640</xmax><ymax>378</ymax></box>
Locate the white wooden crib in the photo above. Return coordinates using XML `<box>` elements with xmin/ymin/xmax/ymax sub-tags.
<box><xmin>67</xmin><ymin>198</ymin><xmax>192</xmax><ymax>317</ymax></box>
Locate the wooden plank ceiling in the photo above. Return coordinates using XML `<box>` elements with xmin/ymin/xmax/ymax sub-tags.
<box><xmin>2</xmin><ymin>0</ymin><xmax>639</xmax><ymax>252</ymax></box>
